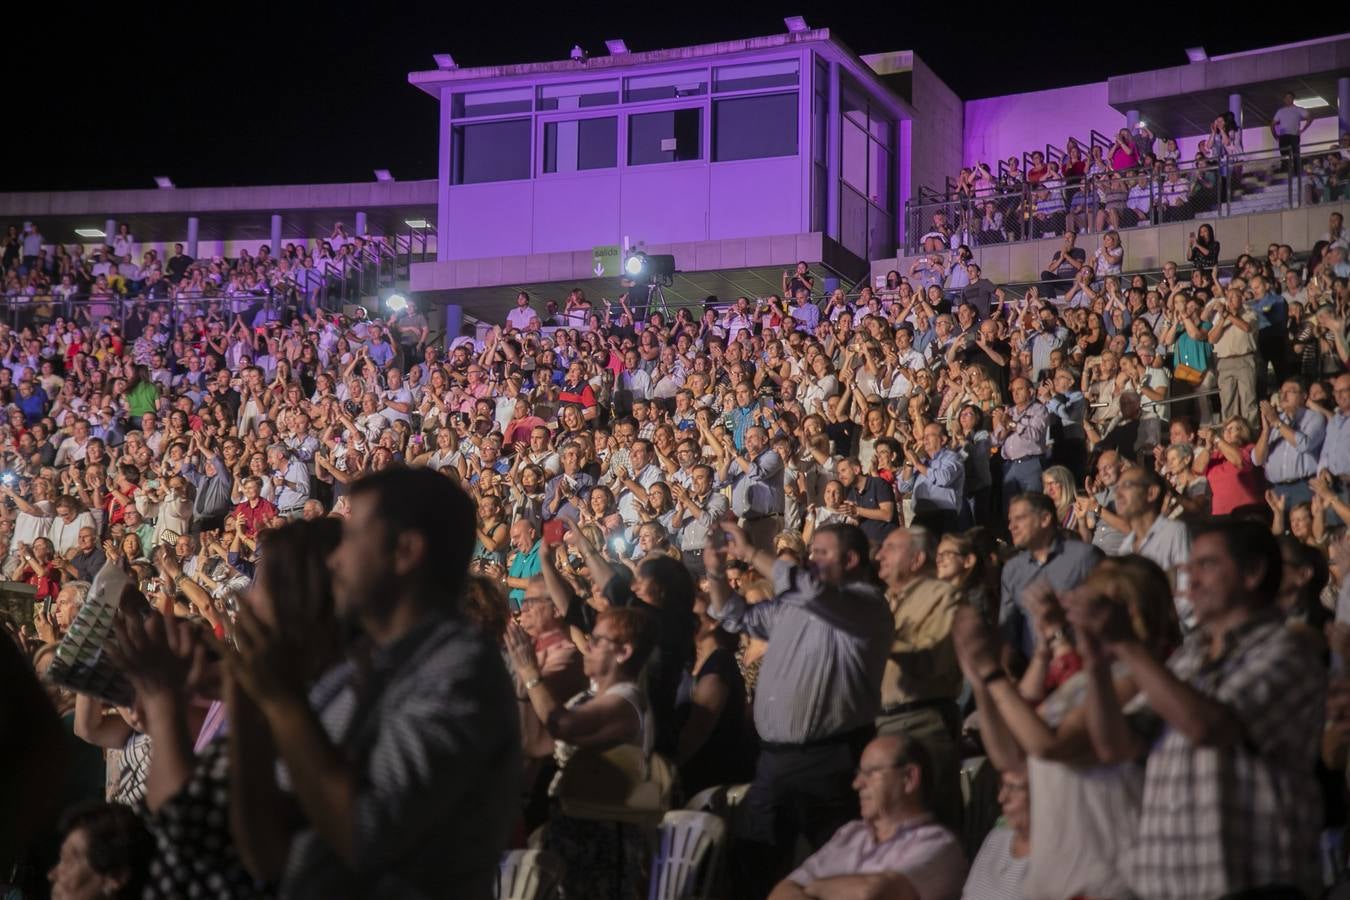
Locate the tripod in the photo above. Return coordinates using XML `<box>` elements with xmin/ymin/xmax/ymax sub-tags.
<box><xmin>633</xmin><ymin>278</ymin><xmax>672</xmax><ymax>321</ymax></box>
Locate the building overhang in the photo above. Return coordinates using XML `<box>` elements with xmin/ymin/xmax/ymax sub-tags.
<box><xmin>0</xmin><ymin>180</ymin><xmax>438</xmax><ymax>242</ymax></box>
<box><xmin>409</xmin><ymin>28</ymin><xmax>915</xmax><ymax>122</ymax></box>
<box><xmin>409</xmin><ymin>232</ymin><xmax>867</xmax><ymax>320</ymax></box>
<box><xmin>1107</xmin><ymin>34</ymin><xmax>1350</xmax><ymax>136</ymax></box>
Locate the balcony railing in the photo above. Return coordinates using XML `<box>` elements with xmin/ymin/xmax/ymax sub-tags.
<box><xmin>905</xmin><ymin>139</ymin><xmax>1349</xmax><ymax>255</ymax></box>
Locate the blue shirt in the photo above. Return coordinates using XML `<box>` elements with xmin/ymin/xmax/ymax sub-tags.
<box><xmin>367</xmin><ymin>340</ymin><xmax>396</xmax><ymax>368</ymax></box>
<box><xmin>1321</xmin><ymin>411</ymin><xmax>1350</xmax><ymax>477</ymax></box>
<box><xmin>507</xmin><ymin>539</ymin><xmax>542</xmax><ymax>608</ymax></box>
<box><xmin>1173</xmin><ymin>320</ymin><xmax>1213</xmax><ymax>372</ymax></box>
<box><xmin>17</xmin><ymin>387</ymin><xmax>47</xmax><ymax>425</ymax></box>
<box><xmin>729</xmin><ymin>449</ymin><xmax>784</xmax><ymax>518</ymax></box>
<box><xmin>792</xmin><ymin>301</ymin><xmax>821</xmax><ymax>333</ymax></box>
<box><xmin>1251</xmin><ymin>292</ymin><xmax>1287</xmax><ymax>331</ymax></box>
<box><xmin>1044</xmin><ymin>391</ymin><xmax>1087</xmax><ymax>442</ymax></box>
<box><xmin>1264</xmin><ymin>408</ymin><xmax>1325</xmax><ymax>484</ymax></box>
<box><xmin>1000</xmin><ymin>536</ymin><xmax>1103</xmax><ymax>658</ymax></box>
<box><xmin>730</xmin><ymin>404</ymin><xmax>757</xmax><ymax>450</ymax></box>
<box><xmin>895</xmin><ymin>447</ymin><xmax>964</xmax><ymax>513</ymax></box>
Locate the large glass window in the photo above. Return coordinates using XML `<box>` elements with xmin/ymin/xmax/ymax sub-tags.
<box><xmin>451</xmin><ymin>119</ymin><xmax>531</xmax><ymax>184</ymax></box>
<box><xmin>713</xmin><ymin>59</ymin><xmax>799</xmax><ymax>93</ymax></box>
<box><xmin>451</xmin><ymin>87</ymin><xmax>532</xmax><ymax>119</ymax></box>
<box><xmin>628</xmin><ymin>108</ymin><xmax>702</xmax><ymax>165</ymax></box>
<box><xmin>537</xmin><ymin>80</ymin><xmax>620</xmax><ymax>111</ymax></box>
<box><xmin>712</xmin><ymin>93</ymin><xmax>797</xmax><ymax>162</ymax></box>
<box><xmin>842</xmin><ymin>118</ymin><xmax>868</xmax><ymax>192</ymax></box>
<box><xmin>624</xmin><ymin>70</ymin><xmax>708</xmax><ymax>103</ymax></box>
<box><xmin>543</xmin><ymin>117</ymin><xmax>618</xmax><ymax>173</ymax></box>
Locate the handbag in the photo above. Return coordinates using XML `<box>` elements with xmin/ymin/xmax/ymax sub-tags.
<box><xmin>1173</xmin><ymin>362</ymin><xmax>1205</xmax><ymax>385</ymax></box>
<box><xmin>554</xmin><ymin>743</ymin><xmax>676</xmax><ymax>827</ymax></box>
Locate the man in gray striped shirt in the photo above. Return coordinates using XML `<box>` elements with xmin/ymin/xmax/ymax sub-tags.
<box><xmin>707</xmin><ymin>519</ymin><xmax>892</xmax><ymax>899</ymax></box>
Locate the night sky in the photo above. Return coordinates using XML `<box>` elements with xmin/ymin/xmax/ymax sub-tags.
<box><xmin>10</xmin><ymin>2</ymin><xmax>1342</xmax><ymax>192</ymax></box>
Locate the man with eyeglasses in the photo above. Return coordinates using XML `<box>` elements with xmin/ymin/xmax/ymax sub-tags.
<box><xmin>874</xmin><ymin>527</ymin><xmax>964</xmax><ymax>833</ymax></box>
<box><xmin>1253</xmin><ymin>380</ymin><xmax>1319</xmax><ymax>509</ymax></box>
<box><xmin>1114</xmin><ymin>466</ymin><xmax>1194</xmax><ymax>628</ymax></box>
<box><xmin>708</xmin><ymin>520</ymin><xmax>893</xmax><ymax>899</ymax></box>
<box><xmin>767</xmin><ymin>734</ymin><xmax>965</xmax><ymax>900</ymax></box>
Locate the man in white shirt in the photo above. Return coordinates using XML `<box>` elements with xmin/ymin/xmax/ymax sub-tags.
<box><xmin>378</xmin><ymin>368</ymin><xmax>414</xmax><ymax>424</ymax></box>
<box><xmin>505</xmin><ymin>291</ymin><xmax>539</xmax><ymax>331</ymax></box>
<box><xmin>614</xmin><ymin>438</ymin><xmax>663</xmax><ymax>525</ymax></box>
<box><xmin>54</xmin><ymin>419</ymin><xmax>93</xmax><ymax>467</ymax></box>
<box><xmin>1270</xmin><ymin>91</ymin><xmax>1311</xmax><ymax>174</ymax></box>
<box><xmin>1114</xmin><ymin>466</ymin><xmax>1192</xmax><ymax>628</ymax></box>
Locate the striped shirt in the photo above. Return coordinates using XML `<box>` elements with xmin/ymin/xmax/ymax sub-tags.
<box><xmin>710</xmin><ymin>559</ymin><xmax>892</xmax><ymax>744</ymax></box>
<box><xmin>1124</xmin><ymin>612</ymin><xmax>1325</xmax><ymax>900</ymax></box>
<box><xmin>280</xmin><ymin>614</ymin><xmax>520</xmax><ymax>900</ymax></box>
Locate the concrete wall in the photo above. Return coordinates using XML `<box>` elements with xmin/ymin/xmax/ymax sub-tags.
<box><xmin>908</xmin><ymin>56</ymin><xmax>965</xmax><ymax>196</ymax></box>
<box><xmin>875</xmin><ymin>200</ymin><xmax>1350</xmax><ymax>285</ymax></box>
<box><xmin>441</xmin><ymin>150</ymin><xmax>806</xmax><ymax>261</ymax></box>
<box><xmin>963</xmin><ymin>82</ymin><xmax>1124</xmax><ymax>170</ymax></box>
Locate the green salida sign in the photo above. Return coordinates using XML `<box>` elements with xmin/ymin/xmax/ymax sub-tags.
<box><xmin>592</xmin><ymin>245</ymin><xmax>621</xmax><ymax>277</ymax></box>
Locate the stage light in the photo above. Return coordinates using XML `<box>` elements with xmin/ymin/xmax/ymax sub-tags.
<box><xmin>433</xmin><ymin>53</ymin><xmax>457</xmax><ymax>70</ymax></box>
<box><xmin>153</xmin><ymin>176</ymin><xmax>175</xmax><ymax>189</ymax></box>
<box><xmin>385</xmin><ymin>293</ymin><xmax>408</xmax><ymax>312</ymax></box>
<box><xmin>784</xmin><ymin>16</ymin><xmax>809</xmax><ymax>33</ymax></box>
<box><xmin>622</xmin><ymin>251</ymin><xmax>675</xmax><ymax>283</ymax></box>
<box><xmin>605</xmin><ymin>39</ymin><xmax>629</xmax><ymax>55</ymax></box>
<box><xmin>1184</xmin><ymin>47</ymin><xmax>1208</xmax><ymax>63</ymax></box>
<box><xmin>373</xmin><ymin>169</ymin><xmax>394</xmax><ymax>182</ymax></box>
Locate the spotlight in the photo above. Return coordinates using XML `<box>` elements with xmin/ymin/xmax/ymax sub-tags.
<box><xmin>433</xmin><ymin>53</ymin><xmax>457</xmax><ymax>70</ymax></box>
<box><xmin>570</xmin><ymin>44</ymin><xmax>587</xmax><ymax>62</ymax></box>
<box><xmin>385</xmin><ymin>293</ymin><xmax>408</xmax><ymax>313</ymax></box>
<box><xmin>784</xmin><ymin>15</ymin><xmax>809</xmax><ymax>33</ymax></box>
<box><xmin>373</xmin><ymin>169</ymin><xmax>394</xmax><ymax>182</ymax></box>
<box><xmin>622</xmin><ymin>251</ymin><xmax>675</xmax><ymax>283</ymax></box>
<box><xmin>153</xmin><ymin>176</ymin><xmax>175</xmax><ymax>190</ymax></box>
<box><xmin>605</xmin><ymin>39</ymin><xmax>629</xmax><ymax>55</ymax></box>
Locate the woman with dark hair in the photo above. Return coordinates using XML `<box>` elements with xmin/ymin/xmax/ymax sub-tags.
<box><xmin>506</xmin><ymin>605</ymin><xmax>661</xmax><ymax>900</ymax></box>
<box><xmin>675</xmin><ymin>590</ymin><xmax>755</xmax><ymax>796</ymax></box>
<box><xmin>952</xmin><ymin>403</ymin><xmax>993</xmax><ymax>529</ymax></box>
<box><xmin>110</xmin><ymin>518</ymin><xmax>346</xmax><ymax>897</ymax></box>
<box><xmin>48</xmin><ymin>802</ymin><xmax>154</xmax><ymax>900</ymax></box>
<box><xmin>1188</xmin><ymin>223</ymin><xmax>1220</xmax><ymax>269</ymax></box>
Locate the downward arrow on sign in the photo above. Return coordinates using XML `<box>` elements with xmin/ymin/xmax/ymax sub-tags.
<box><xmin>594</xmin><ymin>262</ymin><xmax>606</xmax><ymax>276</ymax></box>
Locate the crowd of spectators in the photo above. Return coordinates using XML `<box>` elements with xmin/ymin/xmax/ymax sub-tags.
<box><xmin>925</xmin><ymin>95</ymin><xmax>1350</xmax><ymax>248</ymax></box>
<box><xmin>1</xmin><ymin>206</ymin><xmax>1350</xmax><ymax>900</ymax></box>
<box><xmin>1</xmin><ymin>221</ymin><xmax>383</xmax><ymax>317</ymax></box>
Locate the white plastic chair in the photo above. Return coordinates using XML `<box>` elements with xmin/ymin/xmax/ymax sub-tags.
<box><xmin>495</xmin><ymin>849</ymin><xmax>564</xmax><ymax>900</ymax></box>
<box><xmin>684</xmin><ymin>784</ymin><xmax>727</xmax><ymax>812</ymax></box>
<box><xmin>647</xmin><ymin>810</ymin><xmax>726</xmax><ymax>900</ymax></box>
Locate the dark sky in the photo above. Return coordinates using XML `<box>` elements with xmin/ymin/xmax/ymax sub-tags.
<box><xmin>10</xmin><ymin>2</ymin><xmax>1343</xmax><ymax>192</ymax></box>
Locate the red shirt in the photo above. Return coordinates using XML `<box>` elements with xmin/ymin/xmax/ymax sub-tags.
<box><xmin>234</xmin><ymin>497</ymin><xmax>278</xmax><ymax>536</ymax></box>
<box><xmin>1205</xmin><ymin>445</ymin><xmax>1266</xmax><ymax>515</ymax></box>
<box><xmin>102</xmin><ymin>483</ymin><xmax>138</xmax><ymax>525</ymax></box>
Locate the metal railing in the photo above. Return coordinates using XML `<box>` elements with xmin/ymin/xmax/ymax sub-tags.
<box><xmin>906</xmin><ymin>139</ymin><xmax>1348</xmax><ymax>255</ymax></box>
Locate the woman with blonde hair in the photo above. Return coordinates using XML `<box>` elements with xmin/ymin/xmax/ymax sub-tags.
<box><xmin>1040</xmin><ymin>465</ymin><xmax>1078</xmax><ymax>530</ymax></box>
<box><xmin>955</xmin><ymin>554</ymin><xmax>1179</xmax><ymax>900</ymax></box>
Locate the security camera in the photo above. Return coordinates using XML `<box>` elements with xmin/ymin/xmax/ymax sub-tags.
<box><xmin>570</xmin><ymin>44</ymin><xmax>586</xmax><ymax>62</ymax></box>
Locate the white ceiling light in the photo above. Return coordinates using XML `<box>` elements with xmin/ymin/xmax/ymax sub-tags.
<box><xmin>75</xmin><ymin>228</ymin><xmax>106</xmax><ymax>238</ymax></box>
<box><xmin>1293</xmin><ymin>96</ymin><xmax>1329</xmax><ymax>109</ymax></box>
<box><xmin>404</xmin><ymin>219</ymin><xmax>430</xmax><ymax>228</ymax></box>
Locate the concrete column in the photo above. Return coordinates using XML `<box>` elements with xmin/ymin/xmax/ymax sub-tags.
<box><xmin>186</xmin><ymin>217</ymin><xmax>199</xmax><ymax>259</ymax></box>
<box><xmin>826</xmin><ymin>61</ymin><xmax>841</xmax><ymax>242</ymax></box>
<box><xmin>1228</xmin><ymin>93</ymin><xmax>1244</xmax><ymax>131</ymax></box>
<box><xmin>444</xmin><ymin>304</ymin><xmax>463</xmax><ymax>344</ymax></box>
<box><xmin>270</xmin><ymin>214</ymin><xmax>282</xmax><ymax>256</ymax></box>
<box><xmin>1125</xmin><ymin>109</ymin><xmax>1141</xmax><ymax>131</ymax></box>
<box><xmin>103</xmin><ymin>219</ymin><xmax>117</xmax><ymax>250</ymax></box>
<box><xmin>1339</xmin><ymin>77</ymin><xmax>1350</xmax><ymax>137</ymax></box>
<box><xmin>354</xmin><ymin>211</ymin><xmax>368</xmax><ymax>236</ymax></box>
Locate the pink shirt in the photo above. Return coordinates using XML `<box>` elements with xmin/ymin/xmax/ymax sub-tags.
<box><xmin>1205</xmin><ymin>444</ymin><xmax>1266</xmax><ymax>515</ymax></box>
<box><xmin>788</xmin><ymin>816</ymin><xmax>966</xmax><ymax>900</ymax></box>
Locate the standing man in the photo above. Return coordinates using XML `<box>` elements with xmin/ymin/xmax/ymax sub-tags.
<box><xmin>225</xmin><ymin>467</ymin><xmax>520</xmax><ymax>900</ymax></box>
<box><xmin>1318</xmin><ymin>373</ymin><xmax>1350</xmax><ymax>522</ymax></box>
<box><xmin>835</xmin><ymin>457</ymin><xmax>897</xmax><ymax>548</ymax></box>
<box><xmin>723</xmin><ymin>425</ymin><xmax>785</xmax><ymax>553</ymax></box>
<box><xmin>670</xmin><ymin>464</ymin><xmax>729</xmax><ymax>578</ymax></box>
<box><xmin>992</xmin><ymin>378</ymin><xmax>1049</xmax><ymax>523</ymax></box>
<box><xmin>896</xmin><ymin>423</ymin><xmax>965</xmax><ymax>537</ymax></box>
<box><xmin>1000</xmin><ymin>492</ymin><xmax>1102</xmax><ymax>662</ymax></box>
<box><xmin>1114</xmin><ymin>467</ymin><xmax>1194</xmax><ymax>629</ymax></box>
<box><xmin>874</xmin><ymin>527</ymin><xmax>965</xmax><ymax>832</ymax></box>
<box><xmin>707</xmin><ymin>521</ymin><xmax>893</xmax><ymax>900</ymax></box>
<box><xmin>504</xmin><ymin>519</ymin><xmax>542</xmax><ymax>611</ymax></box>
<box><xmin>1072</xmin><ymin>519</ymin><xmax>1325</xmax><ymax>900</ymax></box>
<box><xmin>1254</xmin><ymin>377</ymin><xmax>1325</xmax><ymax>507</ymax></box>
<box><xmin>1270</xmin><ymin>91</ymin><xmax>1312</xmax><ymax>175</ymax></box>
<box><xmin>1208</xmin><ymin>286</ymin><xmax>1260</xmax><ymax>428</ymax></box>
<box><xmin>1248</xmin><ymin>275</ymin><xmax>1289</xmax><ymax>394</ymax></box>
